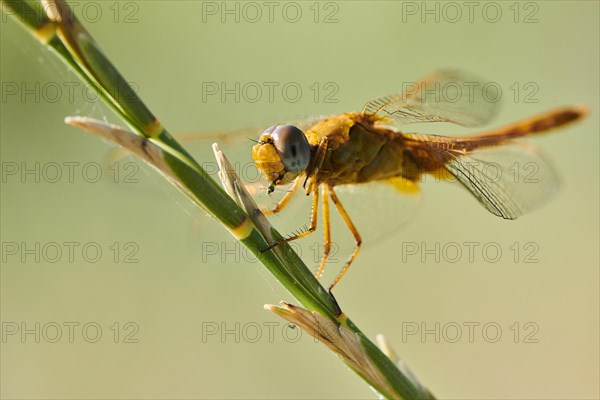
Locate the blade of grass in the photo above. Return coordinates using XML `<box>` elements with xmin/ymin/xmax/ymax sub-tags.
<box><xmin>3</xmin><ymin>1</ymin><xmax>435</xmax><ymax>398</ymax></box>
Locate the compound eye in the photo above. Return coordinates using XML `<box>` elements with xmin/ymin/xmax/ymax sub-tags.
<box><xmin>271</xmin><ymin>125</ymin><xmax>310</xmax><ymax>172</ymax></box>
<box><xmin>262</xmin><ymin>125</ymin><xmax>277</xmax><ymax>136</ymax></box>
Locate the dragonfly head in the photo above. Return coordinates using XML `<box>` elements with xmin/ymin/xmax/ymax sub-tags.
<box><xmin>252</xmin><ymin>125</ymin><xmax>311</xmax><ymax>193</ymax></box>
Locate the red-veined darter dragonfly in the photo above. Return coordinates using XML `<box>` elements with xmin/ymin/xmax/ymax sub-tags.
<box><xmin>193</xmin><ymin>70</ymin><xmax>589</xmax><ymax>291</ymax></box>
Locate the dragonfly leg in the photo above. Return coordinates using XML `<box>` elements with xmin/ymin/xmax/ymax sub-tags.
<box><xmin>315</xmin><ymin>186</ymin><xmax>331</xmax><ymax>280</ymax></box>
<box><xmin>304</xmin><ymin>137</ymin><xmax>329</xmax><ymax>191</ymax></box>
<box><xmin>262</xmin><ymin>186</ymin><xmax>319</xmax><ymax>252</ymax></box>
<box><xmin>328</xmin><ymin>186</ymin><xmax>362</xmax><ymax>291</ymax></box>
<box><xmin>262</xmin><ymin>177</ymin><xmax>302</xmax><ymax>215</ymax></box>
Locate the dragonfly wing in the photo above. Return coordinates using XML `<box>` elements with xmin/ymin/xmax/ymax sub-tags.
<box><xmin>334</xmin><ymin>178</ymin><xmax>422</xmax><ymax>247</ymax></box>
<box><xmin>363</xmin><ymin>70</ymin><xmax>500</xmax><ymax>127</ymax></box>
<box><xmin>175</xmin><ymin>115</ymin><xmax>328</xmax><ymax>144</ymax></box>
<box><xmin>405</xmin><ymin>135</ymin><xmax>560</xmax><ymax>219</ymax></box>
<box><xmin>446</xmin><ymin>143</ymin><xmax>560</xmax><ymax>219</ymax></box>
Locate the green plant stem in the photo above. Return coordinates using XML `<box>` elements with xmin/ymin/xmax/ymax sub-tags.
<box><xmin>2</xmin><ymin>1</ymin><xmax>435</xmax><ymax>398</ymax></box>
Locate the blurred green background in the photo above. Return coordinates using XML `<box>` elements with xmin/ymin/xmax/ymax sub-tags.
<box><xmin>1</xmin><ymin>1</ymin><xmax>598</xmax><ymax>398</ymax></box>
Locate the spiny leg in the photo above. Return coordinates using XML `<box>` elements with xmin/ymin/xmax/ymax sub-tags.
<box><xmin>262</xmin><ymin>186</ymin><xmax>319</xmax><ymax>252</ymax></box>
<box><xmin>315</xmin><ymin>185</ymin><xmax>331</xmax><ymax>280</ymax></box>
<box><xmin>304</xmin><ymin>137</ymin><xmax>328</xmax><ymax>190</ymax></box>
<box><xmin>262</xmin><ymin>177</ymin><xmax>302</xmax><ymax>215</ymax></box>
<box><xmin>328</xmin><ymin>186</ymin><xmax>362</xmax><ymax>291</ymax></box>
<box><xmin>263</xmin><ymin>137</ymin><xmax>328</xmax><ymax>250</ymax></box>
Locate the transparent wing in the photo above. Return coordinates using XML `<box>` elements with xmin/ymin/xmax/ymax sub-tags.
<box><xmin>335</xmin><ymin>178</ymin><xmax>422</xmax><ymax>246</ymax></box>
<box><xmin>445</xmin><ymin>144</ymin><xmax>560</xmax><ymax>219</ymax></box>
<box><xmin>174</xmin><ymin>114</ymin><xmax>327</xmax><ymax>145</ymax></box>
<box><xmin>104</xmin><ymin>114</ymin><xmax>327</xmax><ymax>198</ymax></box>
<box><xmin>404</xmin><ymin>134</ymin><xmax>560</xmax><ymax>219</ymax></box>
<box><xmin>256</xmin><ymin>177</ymin><xmax>422</xmax><ymax>277</ymax></box>
<box><xmin>362</xmin><ymin>70</ymin><xmax>500</xmax><ymax>127</ymax></box>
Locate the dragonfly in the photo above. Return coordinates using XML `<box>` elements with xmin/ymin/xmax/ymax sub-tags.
<box><xmin>245</xmin><ymin>70</ymin><xmax>588</xmax><ymax>291</ymax></box>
